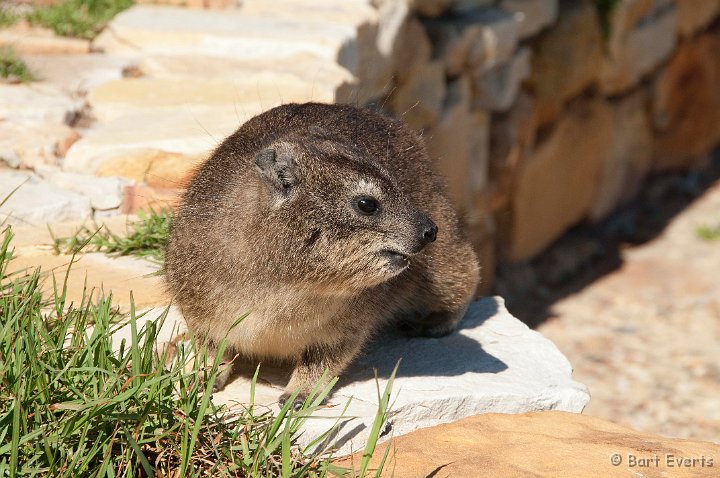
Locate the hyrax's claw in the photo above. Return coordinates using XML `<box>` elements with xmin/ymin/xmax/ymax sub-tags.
<box><xmin>279</xmin><ymin>393</ymin><xmax>307</xmax><ymax>411</ymax></box>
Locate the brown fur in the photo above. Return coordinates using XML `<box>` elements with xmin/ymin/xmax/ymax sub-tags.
<box><xmin>164</xmin><ymin>102</ymin><xmax>480</xmax><ymax>406</ymax></box>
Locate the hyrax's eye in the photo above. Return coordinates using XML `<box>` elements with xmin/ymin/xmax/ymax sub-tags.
<box><xmin>355</xmin><ymin>196</ymin><xmax>380</xmax><ymax>215</ymax></box>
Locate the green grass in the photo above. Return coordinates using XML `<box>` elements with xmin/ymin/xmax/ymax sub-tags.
<box><xmin>52</xmin><ymin>208</ymin><xmax>171</xmax><ymax>265</ymax></box>
<box><xmin>26</xmin><ymin>0</ymin><xmax>134</xmax><ymax>40</ymax></box>
<box><xmin>697</xmin><ymin>223</ymin><xmax>720</xmax><ymax>241</ymax></box>
<box><xmin>0</xmin><ymin>47</ymin><xmax>35</xmax><ymax>83</ymax></box>
<box><xmin>0</xmin><ymin>8</ymin><xmax>19</xmax><ymax>29</ymax></box>
<box><xmin>0</xmin><ymin>223</ymin><xmax>395</xmax><ymax>476</ymax></box>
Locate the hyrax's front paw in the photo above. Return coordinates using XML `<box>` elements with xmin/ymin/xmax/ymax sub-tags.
<box><xmin>399</xmin><ymin>310</ymin><xmax>462</xmax><ymax>338</ymax></box>
<box><xmin>278</xmin><ymin>392</ymin><xmax>307</xmax><ymax>411</ymax></box>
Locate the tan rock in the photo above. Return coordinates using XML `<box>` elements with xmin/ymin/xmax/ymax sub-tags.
<box><xmin>391</xmin><ymin>17</ymin><xmax>431</xmax><ymax>82</ymax></box>
<box><xmin>54</xmin><ymin>129</ymin><xmax>81</xmax><ymax>158</ymax></box>
<box><xmin>425</xmin><ymin>76</ymin><xmax>489</xmax><ymax>215</ymax></box>
<box><xmin>653</xmin><ymin>31</ymin><xmax>720</xmax><ymax>170</ymax></box>
<box><xmin>509</xmin><ymin>99</ymin><xmax>613</xmax><ymax>261</ymax></box>
<box><xmin>600</xmin><ymin>0</ymin><xmax>678</xmax><ymax>95</ymax></box>
<box><xmin>0</xmin><ymin>82</ymin><xmax>82</xmax><ymax>124</ymax></box>
<box><xmin>472</xmin><ymin>46</ymin><xmax>530</xmax><ymax>112</ymax></box>
<box><xmin>591</xmin><ymin>90</ymin><xmax>653</xmax><ymax>220</ymax></box>
<box><xmin>425</xmin><ymin>7</ymin><xmax>519</xmax><ymax>77</ymax></box>
<box><xmin>8</xmin><ymin>244</ymin><xmax>166</xmax><ymax>311</ymax></box>
<box><xmin>21</xmin><ymin>54</ymin><xmax>130</xmax><ymax>95</ymax></box>
<box><xmin>488</xmin><ymin>91</ymin><xmax>538</xmax><ymax>210</ymax></box>
<box><xmin>0</xmin><ymin>23</ymin><xmax>90</xmax><ymax>55</ymax></box>
<box><xmin>137</xmin><ymin>52</ymin><xmax>352</xmax><ymax>86</ymax></box>
<box><xmin>345</xmin><ymin>0</ymin><xmax>405</xmax><ymax>103</ymax></box>
<box><xmin>675</xmin><ymin>0</ymin><xmax>720</xmax><ymax>37</ymax></box>
<box><xmin>87</xmin><ymin>77</ymin><xmax>336</xmax><ymax>123</ymax></box>
<box><xmin>240</xmin><ymin>0</ymin><xmax>375</xmax><ymax>24</ymax></box>
<box><xmin>95</xmin><ymin>148</ymin><xmax>205</xmax><ymax>188</ymax></box>
<box><xmin>344</xmin><ymin>411</ymin><xmax>720</xmax><ymax>477</ymax></box>
<box><xmin>0</xmin><ymin>121</ymin><xmax>77</xmax><ymax>169</ymax></box>
<box><xmin>407</xmin><ymin>0</ymin><xmax>452</xmax><ymax>17</ymax></box>
<box><xmin>500</xmin><ymin>0</ymin><xmax>558</xmax><ymax>39</ymax></box>
<box><xmin>527</xmin><ymin>0</ymin><xmax>603</xmax><ymax>126</ymax></box>
<box><xmin>92</xmin><ymin>5</ymin><xmax>373</xmax><ymax>70</ymax></box>
<box><xmin>137</xmin><ymin>0</ymin><xmax>240</xmax><ymax>7</ymax></box>
<box><xmin>62</xmin><ymin>109</ymin><xmax>243</xmax><ymax>174</ymax></box>
<box><xmin>389</xmin><ymin>60</ymin><xmax>446</xmax><ymax>130</ymax></box>
<box><xmin>121</xmin><ymin>184</ymin><xmax>182</xmax><ymax>214</ymax></box>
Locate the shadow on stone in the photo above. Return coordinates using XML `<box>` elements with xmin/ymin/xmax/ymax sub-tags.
<box><xmin>338</xmin><ymin>297</ymin><xmax>508</xmax><ymax>384</ymax></box>
<box><xmin>221</xmin><ymin>297</ymin><xmax>507</xmax><ymax>390</ymax></box>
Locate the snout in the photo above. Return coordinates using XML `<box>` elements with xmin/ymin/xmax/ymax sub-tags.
<box><xmin>421</xmin><ymin>221</ymin><xmax>438</xmax><ymax>245</ymax></box>
<box><xmin>413</xmin><ymin>213</ymin><xmax>437</xmax><ymax>253</ymax></box>
<box><xmin>377</xmin><ymin>211</ymin><xmax>438</xmax><ymax>269</ymax></box>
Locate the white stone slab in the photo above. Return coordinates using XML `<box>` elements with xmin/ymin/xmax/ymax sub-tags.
<box><xmin>133</xmin><ymin>296</ymin><xmax>589</xmax><ymax>456</ymax></box>
<box><xmin>0</xmin><ymin>83</ymin><xmax>82</xmax><ymax>124</ymax></box>
<box><xmin>35</xmin><ymin>165</ymin><xmax>131</xmax><ymax>213</ymax></box>
<box><xmin>22</xmin><ymin>54</ymin><xmax>131</xmax><ymax>95</ymax></box>
<box><xmin>93</xmin><ymin>5</ymin><xmax>361</xmax><ymax>63</ymax></box>
<box><xmin>0</xmin><ymin>171</ymin><xmax>92</xmax><ymax>225</ymax></box>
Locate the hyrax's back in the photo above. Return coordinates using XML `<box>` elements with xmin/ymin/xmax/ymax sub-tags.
<box><xmin>166</xmin><ymin>102</ymin><xmax>479</xmax><ymax>407</ymax></box>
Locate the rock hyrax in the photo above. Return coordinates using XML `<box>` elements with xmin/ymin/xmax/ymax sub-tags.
<box><xmin>165</xmin><ymin>102</ymin><xmax>480</xmax><ymax>407</ymax></box>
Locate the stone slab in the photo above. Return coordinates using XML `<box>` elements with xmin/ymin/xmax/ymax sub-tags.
<box><xmin>426</xmin><ymin>7</ymin><xmax>519</xmax><ymax>77</ymax></box>
<box><xmin>21</xmin><ymin>54</ymin><xmax>131</xmax><ymax>95</ymax></box>
<box><xmin>240</xmin><ymin>0</ymin><xmax>375</xmax><ymax>25</ymax></box>
<box><xmin>7</xmin><ymin>244</ymin><xmax>165</xmax><ymax>312</ymax></box>
<box><xmin>0</xmin><ymin>171</ymin><xmax>91</xmax><ymax>225</ymax></box>
<box><xmin>425</xmin><ymin>76</ymin><xmax>490</xmax><ymax>215</ymax></box>
<box><xmin>136</xmin><ymin>52</ymin><xmax>353</xmax><ymax>87</ymax></box>
<box><xmin>8</xmin><ymin>214</ymin><xmax>135</xmax><ymax>248</ymax></box>
<box><xmin>92</xmin><ymin>5</ymin><xmax>363</xmax><ymax>64</ymax></box>
<box><xmin>472</xmin><ymin>46</ymin><xmax>531</xmax><ymax>112</ymax></box>
<box><xmin>0</xmin><ymin>24</ymin><xmax>90</xmax><ymax>55</ymax></box>
<box><xmin>600</xmin><ymin>0</ymin><xmax>678</xmax><ymax>95</ymax></box>
<box><xmin>510</xmin><ymin>99</ymin><xmax>613</xmax><ymax>261</ymax></box>
<box><xmin>527</xmin><ymin>0</ymin><xmax>603</xmax><ymax>126</ymax></box>
<box><xmin>138</xmin><ymin>296</ymin><xmax>589</xmax><ymax>456</ymax></box>
<box><xmin>35</xmin><ymin>165</ymin><xmax>131</xmax><ymax>213</ymax></box>
<box><xmin>342</xmin><ymin>411</ymin><xmax>720</xmax><ymax>477</ymax></box>
<box><xmin>62</xmin><ymin>109</ymin><xmax>245</xmax><ymax>174</ymax></box>
<box><xmin>0</xmin><ymin>82</ymin><xmax>82</xmax><ymax>124</ymax></box>
<box><xmin>653</xmin><ymin>31</ymin><xmax>720</xmax><ymax>170</ymax></box>
<box><xmin>676</xmin><ymin>0</ymin><xmax>720</xmax><ymax>38</ymax></box>
<box><xmin>500</xmin><ymin>0</ymin><xmax>558</xmax><ymax>39</ymax></box>
<box><xmin>86</xmin><ymin>77</ymin><xmax>338</xmax><ymax>122</ymax></box>
<box><xmin>0</xmin><ymin>120</ymin><xmax>76</xmax><ymax>169</ymax></box>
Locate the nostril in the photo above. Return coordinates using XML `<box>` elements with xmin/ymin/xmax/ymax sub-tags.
<box><xmin>423</xmin><ymin>224</ymin><xmax>438</xmax><ymax>243</ymax></box>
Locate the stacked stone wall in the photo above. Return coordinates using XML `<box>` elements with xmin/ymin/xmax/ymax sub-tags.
<box><xmin>365</xmin><ymin>0</ymin><xmax>720</xmax><ymax>291</ymax></box>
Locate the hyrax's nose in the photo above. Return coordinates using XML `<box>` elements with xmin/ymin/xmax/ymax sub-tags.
<box><xmin>422</xmin><ymin>223</ymin><xmax>438</xmax><ymax>244</ymax></box>
<box><xmin>418</xmin><ymin>213</ymin><xmax>438</xmax><ymax>247</ymax></box>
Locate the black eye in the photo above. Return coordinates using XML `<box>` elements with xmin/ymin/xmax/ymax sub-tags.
<box><xmin>355</xmin><ymin>196</ymin><xmax>379</xmax><ymax>215</ymax></box>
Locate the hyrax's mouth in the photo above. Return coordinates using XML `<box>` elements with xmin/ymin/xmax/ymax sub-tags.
<box><xmin>378</xmin><ymin>249</ymin><xmax>410</xmax><ymax>269</ymax></box>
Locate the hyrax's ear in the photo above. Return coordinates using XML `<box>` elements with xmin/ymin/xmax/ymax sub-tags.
<box><xmin>254</xmin><ymin>148</ymin><xmax>297</xmax><ymax>197</ymax></box>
